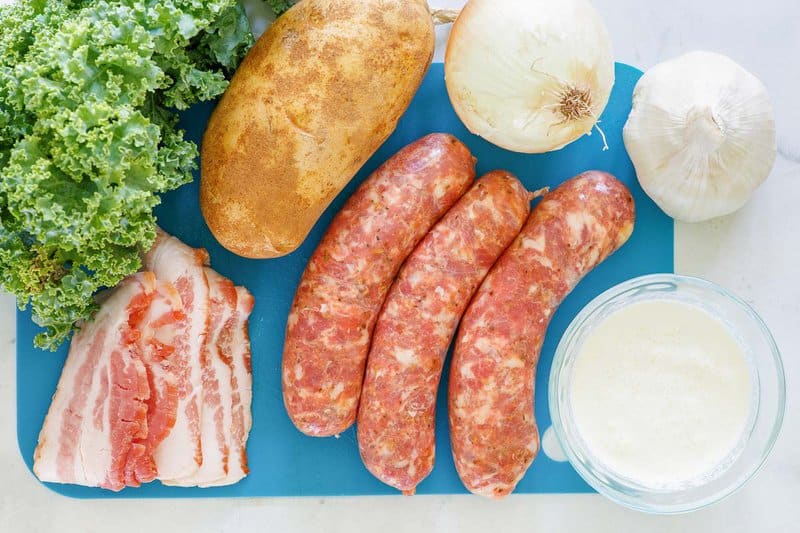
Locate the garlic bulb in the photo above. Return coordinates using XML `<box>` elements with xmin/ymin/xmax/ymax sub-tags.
<box><xmin>623</xmin><ymin>51</ymin><xmax>776</xmax><ymax>222</ymax></box>
<box><xmin>444</xmin><ymin>0</ymin><xmax>615</xmax><ymax>154</ymax></box>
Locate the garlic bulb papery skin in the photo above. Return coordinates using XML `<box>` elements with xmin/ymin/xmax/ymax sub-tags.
<box><xmin>623</xmin><ymin>51</ymin><xmax>777</xmax><ymax>222</ymax></box>
<box><xmin>444</xmin><ymin>0</ymin><xmax>614</xmax><ymax>154</ymax></box>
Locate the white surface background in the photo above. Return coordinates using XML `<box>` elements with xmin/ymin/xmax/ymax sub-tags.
<box><xmin>2</xmin><ymin>0</ymin><xmax>799</xmax><ymax>531</ymax></box>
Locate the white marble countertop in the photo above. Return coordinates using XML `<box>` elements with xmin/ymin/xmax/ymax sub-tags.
<box><xmin>2</xmin><ymin>0</ymin><xmax>798</xmax><ymax>531</ymax></box>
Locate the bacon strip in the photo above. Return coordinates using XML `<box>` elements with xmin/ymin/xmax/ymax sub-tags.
<box><xmin>201</xmin><ymin>285</ymin><xmax>254</xmax><ymax>487</ymax></box>
<box><xmin>167</xmin><ymin>269</ymin><xmax>236</xmax><ymax>486</ymax></box>
<box><xmin>125</xmin><ymin>281</ymin><xmax>185</xmax><ymax>486</ymax></box>
<box><xmin>145</xmin><ymin>230</ymin><xmax>210</xmax><ymax>482</ymax></box>
<box><xmin>34</xmin><ymin>273</ymin><xmax>156</xmax><ymax>491</ymax></box>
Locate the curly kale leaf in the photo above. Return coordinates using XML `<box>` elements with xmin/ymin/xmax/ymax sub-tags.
<box><xmin>265</xmin><ymin>0</ymin><xmax>294</xmax><ymax>17</ymax></box>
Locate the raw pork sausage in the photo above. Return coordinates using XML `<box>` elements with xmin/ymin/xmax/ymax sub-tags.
<box><xmin>448</xmin><ymin>171</ymin><xmax>635</xmax><ymax>498</ymax></box>
<box><xmin>283</xmin><ymin>134</ymin><xmax>476</xmax><ymax>437</ymax></box>
<box><xmin>357</xmin><ymin>171</ymin><xmax>531</xmax><ymax>494</ymax></box>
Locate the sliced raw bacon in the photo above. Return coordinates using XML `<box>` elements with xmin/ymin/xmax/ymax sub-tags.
<box><xmin>144</xmin><ymin>229</ymin><xmax>210</xmax><ymax>481</ymax></box>
<box><xmin>34</xmin><ymin>273</ymin><xmax>156</xmax><ymax>491</ymax></box>
<box><xmin>34</xmin><ymin>230</ymin><xmax>254</xmax><ymax>491</ymax></box>
<box><xmin>201</xmin><ymin>285</ymin><xmax>254</xmax><ymax>487</ymax></box>
<box><xmin>125</xmin><ymin>280</ymin><xmax>185</xmax><ymax>486</ymax></box>
<box><xmin>167</xmin><ymin>269</ymin><xmax>236</xmax><ymax>486</ymax></box>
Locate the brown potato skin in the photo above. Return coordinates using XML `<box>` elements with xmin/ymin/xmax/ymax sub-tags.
<box><xmin>200</xmin><ymin>0</ymin><xmax>435</xmax><ymax>258</ymax></box>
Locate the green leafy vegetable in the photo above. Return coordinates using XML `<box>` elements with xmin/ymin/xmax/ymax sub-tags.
<box><xmin>265</xmin><ymin>0</ymin><xmax>294</xmax><ymax>16</ymax></box>
<box><xmin>0</xmin><ymin>0</ymin><xmax>253</xmax><ymax>350</ymax></box>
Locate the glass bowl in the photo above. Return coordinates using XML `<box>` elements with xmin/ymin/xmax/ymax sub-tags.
<box><xmin>549</xmin><ymin>274</ymin><xmax>785</xmax><ymax>514</ymax></box>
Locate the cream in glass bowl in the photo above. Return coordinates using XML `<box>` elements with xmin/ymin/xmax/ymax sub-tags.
<box><xmin>549</xmin><ymin>274</ymin><xmax>785</xmax><ymax>513</ymax></box>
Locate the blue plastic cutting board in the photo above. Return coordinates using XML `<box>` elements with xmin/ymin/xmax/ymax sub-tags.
<box><xmin>16</xmin><ymin>63</ymin><xmax>673</xmax><ymax>498</ymax></box>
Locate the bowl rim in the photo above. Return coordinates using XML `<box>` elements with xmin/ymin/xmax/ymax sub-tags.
<box><xmin>548</xmin><ymin>273</ymin><xmax>787</xmax><ymax>514</ymax></box>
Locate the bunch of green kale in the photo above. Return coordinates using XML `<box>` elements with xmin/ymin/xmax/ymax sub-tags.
<box><xmin>0</xmin><ymin>0</ymin><xmax>253</xmax><ymax>349</ymax></box>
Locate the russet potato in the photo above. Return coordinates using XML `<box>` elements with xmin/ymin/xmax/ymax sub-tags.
<box><xmin>201</xmin><ymin>0</ymin><xmax>435</xmax><ymax>258</ymax></box>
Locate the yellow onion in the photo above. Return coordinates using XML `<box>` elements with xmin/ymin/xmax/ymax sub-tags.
<box><xmin>445</xmin><ymin>0</ymin><xmax>615</xmax><ymax>153</ymax></box>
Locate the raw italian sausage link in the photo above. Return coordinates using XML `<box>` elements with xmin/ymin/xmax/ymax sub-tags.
<box><xmin>283</xmin><ymin>134</ymin><xmax>476</xmax><ymax>437</ymax></box>
<box><xmin>357</xmin><ymin>171</ymin><xmax>531</xmax><ymax>494</ymax></box>
<box><xmin>448</xmin><ymin>171</ymin><xmax>635</xmax><ymax>499</ymax></box>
